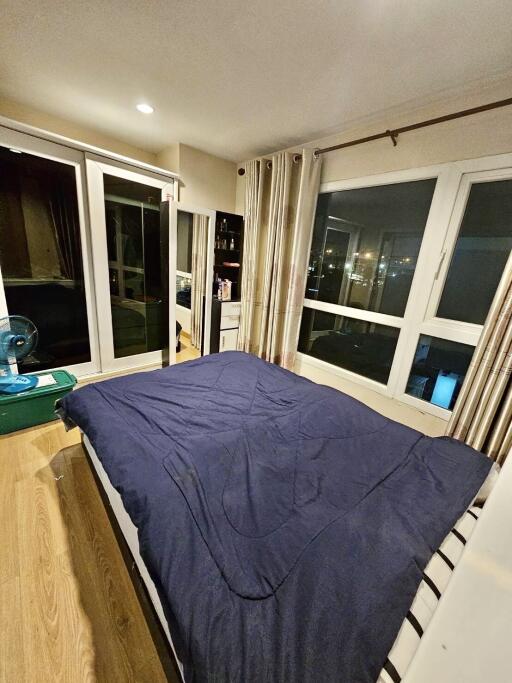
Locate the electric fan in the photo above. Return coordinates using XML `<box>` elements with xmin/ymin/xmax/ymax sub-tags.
<box><xmin>0</xmin><ymin>316</ymin><xmax>39</xmax><ymax>394</ymax></box>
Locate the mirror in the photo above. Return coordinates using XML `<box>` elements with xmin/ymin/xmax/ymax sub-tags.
<box><xmin>166</xmin><ymin>202</ymin><xmax>215</xmax><ymax>366</ymax></box>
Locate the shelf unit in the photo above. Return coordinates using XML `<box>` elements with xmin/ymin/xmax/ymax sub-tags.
<box><xmin>213</xmin><ymin>210</ymin><xmax>244</xmax><ymax>301</ymax></box>
<box><xmin>210</xmin><ymin>210</ymin><xmax>244</xmax><ymax>352</ymax></box>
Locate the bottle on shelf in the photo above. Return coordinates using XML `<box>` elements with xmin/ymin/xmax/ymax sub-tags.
<box><xmin>230</xmin><ymin>237</ymin><xmax>235</xmax><ymax>250</ymax></box>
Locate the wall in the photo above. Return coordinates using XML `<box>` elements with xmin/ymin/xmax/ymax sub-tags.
<box><xmin>235</xmin><ymin>76</ymin><xmax>512</xmax><ymax>433</ymax></box>
<box><xmin>157</xmin><ymin>143</ymin><xmax>237</xmax><ymax>213</ymax></box>
<box><xmin>295</xmin><ymin>355</ymin><xmax>446</xmax><ymax>436</ymax></box>
<box><xmin>0</xmin><ymin>97</ymin><xmax>239</xmax><ymax>217</ymax></box>
<box><xmin>0</xmin><ymin>96</ymin><xmax>157</xmax><ymax>165</ymax></box>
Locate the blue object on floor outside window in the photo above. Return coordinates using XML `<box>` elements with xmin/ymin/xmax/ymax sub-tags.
<box><xmin>431</xmin><ymin>371</ymin><xmax>458</xmax><ymax>409</ymax></box>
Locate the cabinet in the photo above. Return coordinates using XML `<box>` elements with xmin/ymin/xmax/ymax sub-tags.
<box><xmin>219</xmin><ymin>327</ymin><xmax>239</xmax><ymax>352</ymax></box>
<box><xmin>210</xmin><ymin>300</ymin><xmax>241</xmax><ymax>353</ymax></box>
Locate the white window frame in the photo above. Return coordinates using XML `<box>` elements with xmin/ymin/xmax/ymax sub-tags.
<box><xmin>0</xmin><ymin>126</ymin><xmax>100</xmax><ymax>377</ymax></box>
<box><xmin>86</xmin><ymin>155</ymin><xmax>176</xmax><ymax>373</ymax></box>
<box><xmin>298</xmin><ymin>151</ymin><xmax>512</xmax><ymax>421</ymax></box>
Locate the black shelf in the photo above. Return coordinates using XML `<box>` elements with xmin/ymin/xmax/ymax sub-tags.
<box><xmin>216</xmin><ymin>229</ymin><xmax>239</xmax><ymax>236</ymax></box>
<box><xmin>212</xmin><ymin>210</ymin><xmax>244</xmax><ymax>316</ymax></box>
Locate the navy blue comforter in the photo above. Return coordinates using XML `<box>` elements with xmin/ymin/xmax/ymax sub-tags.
<box><xmin>58</xmin><ymin>351</ymin><xmax>491</xmax><ymax>683</ymax></box>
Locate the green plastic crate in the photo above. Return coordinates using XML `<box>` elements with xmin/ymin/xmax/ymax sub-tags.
<box><xmin>0</xmin><ymin>369</ymin><xmax>77</xmax><ymax>435</ymax></box>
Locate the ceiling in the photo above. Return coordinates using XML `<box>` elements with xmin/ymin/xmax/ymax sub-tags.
<box><xmin>1</xmin><ymin>0</ymin><xmax>511</xmax><ymax>162</ymax></box>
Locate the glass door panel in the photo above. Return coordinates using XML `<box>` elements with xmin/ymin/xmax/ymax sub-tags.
<box><xmin>0</xmin><ymin>130</ymin><xmax>98</xmax><ymax>376</ymax></box>
<box><xmin>103</xmin><ymin>174</ymin><xmax>164</xmax><ymax>358</ymax></box>
<box><xmin>166</xmin><ymin>201</ymin><xmax>215</xmax><ymax>366</ymax></box>
<box><xmin>86</xmin><ymin>158</ymin><xmax>175</xmax><ymax>372</ymax></box>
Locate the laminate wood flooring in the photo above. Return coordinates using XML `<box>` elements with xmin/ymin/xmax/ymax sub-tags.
<box><xmin>0</xmin><ymin>420</ymin><xmax>168</xmax><ymax>683</ymax></box>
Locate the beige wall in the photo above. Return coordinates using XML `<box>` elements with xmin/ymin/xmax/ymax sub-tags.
<box><xmin>157</xmin><ymin>143</ymin><xmax>237</xmax><ymax>213</ymax></box>
<box><xmin>0</xmin><ymin>96</ymin><xmax>158</xmax><ymax>165</ymax></box>
<box><xmin>236</xmin><ymin>75</ymin><xmax>512</xmax><ymax>208</ymax></box>
<box><xmin>235</xmin><ymin>76</ymin><xmax>512</xmax><ymax>432</ymax></box>
<box><xmin>295</xmin><ymin>356</ymin><xmax>447</xmax><ymax>436</ymax></box>
<box><xmin>0</xmin><ymin>97</ymin><xmax>239</xmax><ymax>215</ymax></box>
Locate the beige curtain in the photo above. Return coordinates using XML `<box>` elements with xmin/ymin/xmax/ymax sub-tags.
<box><xmin>190</xmin><ymin>214</ymin><xmax>208</xmax><ymax>350</ymax></box>
<box><xmin>237</xmin><ymin>149</ymin><xmax>321</xmax><ymax>369</ymax></box>
<box><xmin>446</xmin><ymin>253</ymin><xmax>512</xmax><ymax>465</ymax></box>
<box><xmin>237</xmin><ymin>159</ymin><xmax>265</xmax><ymax>354</ymax></box>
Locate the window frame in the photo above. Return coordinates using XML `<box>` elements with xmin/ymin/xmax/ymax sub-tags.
<box><xmin>298</xmin><ymin>151</ymin><xmax>512</xmax><ymax>421</ymax></box>
<box><xmin>0</xmin><ymin>126</ymin><xmax>101</xmax><ymax>377</ymax></box>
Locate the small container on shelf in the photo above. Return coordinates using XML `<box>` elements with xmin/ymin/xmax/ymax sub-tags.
<box><xmin>221</xmin><ymin>279</ymin><xmax>232</xmax><ymax>301</ymax></box>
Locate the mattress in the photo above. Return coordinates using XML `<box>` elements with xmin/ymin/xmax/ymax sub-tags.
<box><xmin>58</xmin><ymin>351</ymin><xmax>492</xmax><ymax>682</ymax></box>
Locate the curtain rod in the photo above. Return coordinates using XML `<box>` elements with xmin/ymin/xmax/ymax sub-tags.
<box><xmin>237</xmin><ymin>96</ymin><xmax>512</xmax><ymax>175</ymax></box>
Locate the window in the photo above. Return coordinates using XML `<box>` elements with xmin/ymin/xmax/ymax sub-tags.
<box><xmin>307</xmin><ymin>180</ymin><xmax>436</xmax><ymax>316</ymax></box>
<box><xmin>406</xmin><ymin>336</ymin><xmax>473</xmax><ymax>410</ymax></box>
<box><xmin>436</xmin><ymin>179</ymin><xmax>512</xmax><ymax>325</ymax></box>
<box><xmin>299</xmin><ymin>163</ymin><xmax>512</xmax><ymax>418</ymax></box>
<box><xmin>0</xmin><ymin>144</ymin><xmax>91</xmax><ymax>373</ymax></box>
<box><xmin>298</xmin><ymin>309</ymin><xmax>400</xmax><ymax>384</ymax></box>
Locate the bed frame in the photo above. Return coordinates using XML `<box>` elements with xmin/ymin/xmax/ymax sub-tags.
<box><xmin>82</xmin><ymin>434</ymin><xmax>184</xmax><ymax>683</ymax></box>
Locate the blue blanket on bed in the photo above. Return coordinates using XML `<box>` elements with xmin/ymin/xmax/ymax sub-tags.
<box><xmin>57</xmin><ymin>351</ymin><xmax>491</xmax><ymax>683</ymax></box>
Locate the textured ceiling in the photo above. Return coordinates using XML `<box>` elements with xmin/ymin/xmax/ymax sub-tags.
<box><xmin>1</xmin><ymin>0</ymin><xmax>511</xmax><ymax>161</ymax></box>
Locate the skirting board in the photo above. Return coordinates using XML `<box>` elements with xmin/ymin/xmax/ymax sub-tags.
<box><xmin>82</xmin><ymin>434</ymin><xmax>185</xmax><ymax>683</ymax></box>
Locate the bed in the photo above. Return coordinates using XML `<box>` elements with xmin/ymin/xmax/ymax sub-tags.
<box><xmin>57</xmin><ymin>351</ymin><xmax>493</xmax><ymax>683</ymax></box>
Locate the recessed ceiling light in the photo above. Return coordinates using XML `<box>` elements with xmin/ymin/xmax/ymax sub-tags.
<box><xmin>136</xmin><ymin>103</ymin><xmax>154</xmax><ymax>114</ymax></box>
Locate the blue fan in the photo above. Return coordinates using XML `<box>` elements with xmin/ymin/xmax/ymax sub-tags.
<box><xmin>0</xmin><ymin>316</ymin><xmax>39</xmax><ymax>394</ymax></box>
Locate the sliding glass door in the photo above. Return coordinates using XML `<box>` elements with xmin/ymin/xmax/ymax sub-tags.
<box><xmin>0</xmin><ymin>127</ymin><xmax>99</xmax><ymax>376</ymax></box>
<box><xmin>86</xmin><ymin>157</ymin><xmax>175</xmax><ymax>372</ymax></box>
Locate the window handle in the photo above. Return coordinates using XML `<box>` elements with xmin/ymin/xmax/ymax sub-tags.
<box><xmin>434</xmin><ymin>250</ymin><xmax>447</xmax><ymax>280</ymax></box>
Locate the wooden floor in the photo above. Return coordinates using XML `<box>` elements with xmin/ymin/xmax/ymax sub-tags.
<box><xmin>0</xmin><ymin>420</ymin><xmax>168</xmax><ymax>683</ymax></box>
<box><xmin>176</xmin><ymin>333</ymin><xmax>201</xmax><ymax>364</ymax></box>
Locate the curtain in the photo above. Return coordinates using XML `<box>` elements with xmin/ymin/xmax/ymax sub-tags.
<box><xmin>190</xmin><ymin>214</ymin><xmax>208</xmax><ymax>350</ymax></box>
<box><xmin>49</xmin><ymin>176</ymin><xmax>83</xmax><ymax>282</ymax></box>
<box><xmin>237</xmin><ymin>159</ymin><xmax>266</xmax><ymax>354</ymax></box>
<box><xmin>238</xmin><ymin>149</ymin><xmax>321</xmax><ymax>369</ymax></box>
<box><xmin>446</xmin><ymin>253</ymin><xmax>512</xmax><ymax>465</ymax></box>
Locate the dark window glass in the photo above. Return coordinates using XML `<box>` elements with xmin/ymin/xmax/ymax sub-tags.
<box><xmin>306</xmin><ymin>179</ymin><xmax>436</xmax><ymax>316</ymax></box>
<box><xmin>437</xmin><ymin>180</ymin><xmax>512</xmax><ymax>325</ymax></box>
<box><xmin>0</xmin><ymin>145</ymin><xmax>91</xmax><ymax>372</ymax></box>
<box><xmin>406</xmin><ymin>335</ymin><xmax>474</xmax><ymax>410</ymax></box>
<box><xmin>298</xmin><ymin>307</ymin><xmax>400</xmax><ymax>384</ymax></box>
<box><xmin>103</xmin><ymin>175</ymin><xmax>163</xmax><ymax>358</ymax></box>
